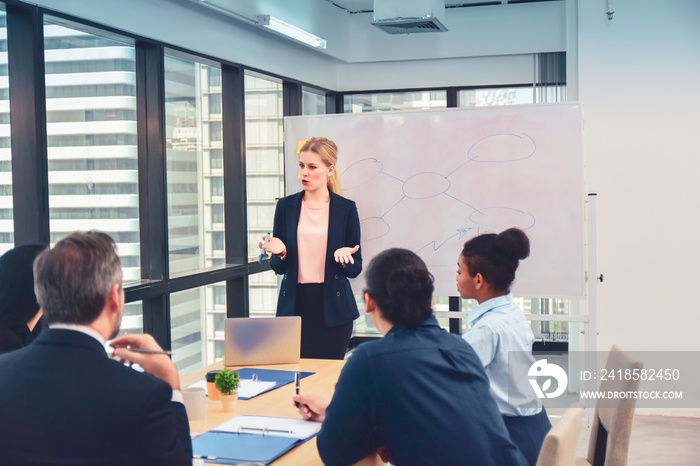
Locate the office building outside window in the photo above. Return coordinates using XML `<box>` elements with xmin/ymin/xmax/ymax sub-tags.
<box><xmin>43</xmin><ymin>20</ymin><xmax>142</xmax><ymax>333</ymax></box>
<box><xmin>170</xmin><ymin>281</ymin><xmax>227</xmax><ymax>372</ymax></box>
<box><xmin>0</xmin><ymin>8</ymin><xmax>12</xmax><ymax>255</ymax></box>
<box><xmin>344</xmin><ymin>90</ymin><xmax>447</xmax><ymax>113</ymax></box>
<box><xmin>163</xmin><ymin>53</ymin><xmax>225</xmax><ymax>372</ymax></box>
<box><xmin>245</xmin><ymin>72</ymin><xmax>284</xmax><ymax>318</ymax></box>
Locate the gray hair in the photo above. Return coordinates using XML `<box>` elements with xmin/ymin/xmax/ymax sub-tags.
<box><xmin>34</xmin><ymin>231</ymin><xmax>122</xmax><ymax>325</ymax></box>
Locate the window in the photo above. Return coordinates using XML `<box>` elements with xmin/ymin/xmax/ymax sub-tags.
<box><xmin>170</xmin><ymin>281</ymin><xmax>227</xmax><ymax>373</ymax></box>
<box><xmin>210</xmin><ymin>149</ymin><xmax>223</xmax><ymax>170</ymax></box>
<box><xmin>459</xmin><ymin>87</ymin><xmax>539</xmax><ymax>107</ymax></box>
<box><xmin>211</xmin><ymin>204</ymin><xmax>224</xmax><ymax>224</ymax></box>
<box><xmin>209</xmin><ymin>94</ymin><xmax>222</xmax><ymax>115</ymax></box>
<box><xmin>344</xmin><ymin>90</ymin><xmax>446</xmax><ymax>113</ymax></box>
<box><xmin>302</xmin><ymin>86</ymin><xmax>326</xmax><ymax>115</ymax></box>
<box><xmin>44</xmin><ymin>21</ymin><xmax>140</xmax><ymax>299</ymax></box>
<box><xmin>212</xmin><ymin>231</ymin><xmax>224</xmax><ymax>251</ymax></box>
<box><xmin>210</xmin><ymin>177</ymin><xmax>223</xmax><ymax>197</ymax></box>
<box><xmin>0</xmin><ymin>8</ymin><xmax>12</xmax><ymax>256</ymax></box>
<box><xmin>119</xmin><ymin>301</ymin><xmax>143</xmax><ymax>335</ymax></box>
<box><xmin>245</xmin><ymin>72</ymin><xmax>283</xmax><ymax>318</ymax></box>
<box><xmin>164</xmin><ymin>53</ymin><xmax>222</xmax><ymax>276</ymax></box>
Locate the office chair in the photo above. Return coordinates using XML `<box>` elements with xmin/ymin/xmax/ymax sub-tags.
<box><xmin>536</xmin><ymin>402</ymin><xmax>584</xmax><ymax>466</ymax></box>
<box><xmin>576</xmin><ymin>344</ymin><xmax>643</xmax><ymax>466</ymax></box>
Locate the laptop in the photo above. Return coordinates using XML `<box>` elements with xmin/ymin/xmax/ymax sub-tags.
<box><xmin>224</xmin><ymin>316</ymin><xmax>302</xmax><ymax>366</ymax></box>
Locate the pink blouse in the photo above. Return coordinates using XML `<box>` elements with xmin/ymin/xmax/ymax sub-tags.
<box><xmin>297</xmin><ymin>200</ymin><xmax>329</xmax><ymax>284</ymax></box>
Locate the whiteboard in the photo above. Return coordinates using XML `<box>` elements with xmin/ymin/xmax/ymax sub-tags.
<box><xmin>284</xmin><ymin>103</ymin><xmax>584</xmax><ymax>298</ymax></box>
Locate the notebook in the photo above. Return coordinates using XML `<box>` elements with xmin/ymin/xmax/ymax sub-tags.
<box><xmin>224</xmin><ymin>316</ymin><xmax>301</xmax><ymax>366</ymax></box>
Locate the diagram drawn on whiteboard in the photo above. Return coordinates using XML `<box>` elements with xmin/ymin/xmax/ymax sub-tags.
<box><xmin>343</xmin><ymin>133</ymin><xmax>537</xmax><ymax>280</ymax></box>
<box><xmin>284</xmin><ymin>104</ymin><xmax>585</xmax><ymax>298</ymax></box>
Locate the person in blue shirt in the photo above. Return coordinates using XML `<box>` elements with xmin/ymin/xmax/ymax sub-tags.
<box><xmin>294</xmin><ymin>247</ymin><xmax>527</xmax><ymax>466</ymax></box>
<box><xmin>456</xmin><ymin>227</ymin><xmax>551</xmax><ymax>466</ymax></box>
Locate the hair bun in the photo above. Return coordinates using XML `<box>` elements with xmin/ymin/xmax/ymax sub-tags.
<box><xmin>496</xmin><ymin>228</ymin><xmax>530</xmax><ymax>261</ymax></box>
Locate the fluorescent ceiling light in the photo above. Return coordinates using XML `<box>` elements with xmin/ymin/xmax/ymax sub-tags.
<box><xmin>256</xmin><ymin>15</ymin><xmax>326</xmax><ymax>49</ymax></box>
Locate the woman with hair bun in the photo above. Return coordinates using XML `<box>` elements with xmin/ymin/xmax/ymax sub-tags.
<box><xmin>261</xmin><ymin>137</ymin><xmax>361</xmax><ymax>359</ymax></box>
<box><xmin>456</xmin><ymin>227</ymin><xmax>551</xmax><ymax>466</ymax></box>
<box><xmin>294</xmin><ymin>248</ymin><xmax>527</xmax><ymax>466</ymax></box>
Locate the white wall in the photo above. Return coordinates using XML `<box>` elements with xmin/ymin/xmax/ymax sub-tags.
<box><xmin>578</xmin><ymin>0</ymin><xmax>700</xmax><ymax>352</ymax></box>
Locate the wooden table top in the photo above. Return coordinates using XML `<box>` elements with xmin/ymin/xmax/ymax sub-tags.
<box><xmin>182</xmin><ymin>359</ymin><xmax>346</xmax><ymax>465</ymax></box>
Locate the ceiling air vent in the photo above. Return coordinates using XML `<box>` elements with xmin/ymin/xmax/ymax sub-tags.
<box><xmin>371</xmin><ymin>0</ymin><xmax>448</xmax><ymax>35</ymax></box>
<box><xmin>372</xmin><ymin>16</ymin><xmax>447</xmax><ymax>34</ymax></box>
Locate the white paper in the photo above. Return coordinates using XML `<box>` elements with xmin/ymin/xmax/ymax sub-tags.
<box><xmin>237</xmin><ymin>379</ymin><xmax>277</xmax><ymax>399</ymax></box>
<box><xmin>213</xmin><ymin>415</ymin><xmax>322</xmax><ymax>440</ymax></box>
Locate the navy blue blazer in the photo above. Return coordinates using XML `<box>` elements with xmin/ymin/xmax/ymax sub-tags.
<box><xmin>0</xmin><ymin>329</ymin><xmax>192</xmax><ymax>466</ymax></box>
<box><xmin>270</xmin><ymin>190</ymin><xmax>362</xmax><ymax>328</ymax></box>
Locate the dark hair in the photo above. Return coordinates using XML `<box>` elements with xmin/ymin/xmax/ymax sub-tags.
<box><xmin>33</xmin><ymin>231</ymin><xmax>122</xmax><ymax>325</ymax></box>
<box><xmin>364</xmin><ymin>248</ymin><xmax>434</xmax><ymax>328</ymax></box>
<box><xmin>0</xmin><ymin>244</ymin><xmax>47</xmax><ymax>326</ymax></box>
<box><xmin>460</xmin><ymin>228</ymin><xmax>530</xmax><ymax>293</ymax></box>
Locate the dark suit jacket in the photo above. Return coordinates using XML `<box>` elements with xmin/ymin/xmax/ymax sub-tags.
<box><xmin>0</xmin><ymin>329</ymin><xmax>192</xmax><ymax>466</ymax></box>
<box><xmin>270</xmin><ymin>191</ymin><xmax>362</xmax><ymax>328</ymax></box>
<box><xmin>0</xmin><ymin>317</ymin><xmax>44</xmax><ymax>355</ymax></box>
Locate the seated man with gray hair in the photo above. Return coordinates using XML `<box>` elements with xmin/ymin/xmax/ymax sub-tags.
<box><xmin>0</xmin><ymin>231</ymin><xmax>192</xmax><ymax>465</ymax></box>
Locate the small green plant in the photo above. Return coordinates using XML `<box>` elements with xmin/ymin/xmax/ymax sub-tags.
<box><xmin>214</xmin><ymin>369</ymin><xmax>240</xmax><ymax>395</ymax></box>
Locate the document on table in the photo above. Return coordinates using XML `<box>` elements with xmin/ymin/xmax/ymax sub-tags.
<box><xmin>192</xmin><ymin>415</ymin><xmax>322</xmax><ymax>465</ymax></box>
<box><xmin>236</xmin><ymin>379</ymin><xmax>277</xmax><ymax>399</ymax></box>
<box><xmin>214</xmin><ymin>415</ymin><xmax>322</xmax><ymax>439</ymax></box>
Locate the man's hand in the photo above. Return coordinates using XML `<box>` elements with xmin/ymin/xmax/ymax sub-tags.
<box><xmin>293</xmin><ymin>392</ymin><xmax>330</xmax><ymax>422</ymax></box>
<box><xmin>111</xmin><ymin>334</ymin><xmax>180</xmax><ymax>391</ymax></box>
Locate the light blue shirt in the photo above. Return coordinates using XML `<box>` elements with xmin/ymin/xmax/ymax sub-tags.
<box><xmin>464</xmin><ymin>293</ymin><xmax>542</xmax><ymax>416</ymax></box>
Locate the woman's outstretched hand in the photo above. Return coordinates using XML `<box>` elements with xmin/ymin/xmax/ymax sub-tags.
<box><xmin>259</xmin><ymin>236</ymin><xmax>287</xmax><ymax>257</ymax></box>
<box><xmin>334</xmin><ymin>245</ymin><xmax>360</xmax><ymax>265</ymax></box>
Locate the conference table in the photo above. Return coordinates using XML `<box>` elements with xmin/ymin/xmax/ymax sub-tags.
<box><xmin>181</xmin><ymin>358</ymin><xmax>346</xmax><ymax>465</ymax></box>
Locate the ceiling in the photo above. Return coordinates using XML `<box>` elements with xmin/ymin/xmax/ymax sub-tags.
<box><xmin>326</xmin><ymin>0</ymin><xmax>559</xmax><ymax>14</ymax></box>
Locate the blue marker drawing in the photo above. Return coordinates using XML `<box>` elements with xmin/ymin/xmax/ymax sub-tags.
<box><xmin>342</xmin><ymin>131</ymin><xmax>538</xmax><ymax>276</ymax></box>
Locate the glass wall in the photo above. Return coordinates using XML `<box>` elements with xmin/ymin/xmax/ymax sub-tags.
<box><xmin>344</xmin><ymin>90</ymin><xmax>446</xmax><ymax>113</ymax></box>
<box><xmin>170</xmin><ymin>280</ymin><xmax>227</xmax><ymax>373</ymax></box>
<box><xmin>0</xmin><ymin>8</ymin><xmax>11</xmax><ymax>255</ymax></box>
<box><xmin>164</xmin><ymin>52</ymin><xmax>225</xmax><ymax>370</ymax></box>
<box><xmin>459</xmin><ymin>85</ymin><xmax>567</xmax><ymax>107</ymax></box>
<box><xmin>164</xmin><ymin>53</ymin><xmax>223</xmax><ymax>276</ymax></box>
<box><xmin>43</xmin><ymin>20</ymin><xmax>142</xmax><ymax>332</ymax></box>
<box><xmin>302</xmin><ymin>86</ymin><xmax>326</xmax><ymax>116</ymax></box>
<box><xmin>244</xmin><ymin>72</ymin><xmax>284</xmax><ymax>318</ymax></box>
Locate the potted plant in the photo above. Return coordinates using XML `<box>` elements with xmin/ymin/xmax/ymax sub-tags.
<box><xmin>215</xmin><ymin>369</ymin><xmax>240</xmax><ymax>413</ymax></box>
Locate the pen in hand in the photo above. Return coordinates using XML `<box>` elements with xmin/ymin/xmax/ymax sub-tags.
<box><xmin>295</xmin><ymin>371</ymin><xmax>300</xmax><ymax>408</ymax></box>
<box><xmin>120</xmin><ymin>347</ymin><xmax>173</xmax><ymax>356</ymax></box>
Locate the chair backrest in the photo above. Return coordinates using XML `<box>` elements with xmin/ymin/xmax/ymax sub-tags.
<box><xmin>536</xmin><ymin>403</ymin><xmax>584</xmax><ymax>466</ymax></box>
<box><xmin>584</xmin><ymin>344</ymin><xmax>644</xmax><ymax>466</ymax></box>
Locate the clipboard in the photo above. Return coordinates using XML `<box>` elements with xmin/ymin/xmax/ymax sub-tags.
<box><xmin>192</xmin><ymin>415</ymin><xmax>322</xmax><ymax>465</ymax></box>
<box><xmin>235</xmin><ymin>368</ymin><xmax>314</xmax><ymax>400</ymax></box>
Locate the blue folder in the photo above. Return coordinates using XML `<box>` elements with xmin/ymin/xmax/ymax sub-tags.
<box><xmin>192</xmin><ymin>431</ymin><xmax>302</xmax><ymax>465</ymax></box>
<box><xmin>235</xmin><ymin>368</ymin><xmax>314</xmax><ymax>400</ymax></box>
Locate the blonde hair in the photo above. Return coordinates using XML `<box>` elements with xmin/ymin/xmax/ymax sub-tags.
<box><xmin>300</xmin><ymin>137</ymin><xmax>342</xmax><ymax>195</ymax></box>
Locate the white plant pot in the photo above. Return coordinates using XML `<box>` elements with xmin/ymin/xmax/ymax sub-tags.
<box><xmin>220</xmin><ymin>392</ymin><xmax>238</xmax><ymax>413</ymax></box>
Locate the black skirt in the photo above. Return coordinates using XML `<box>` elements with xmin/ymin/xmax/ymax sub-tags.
<box><xmin>294</xmin><ymin>283</ymin><xmax>352</xmax><ymax>360</ymax></box>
